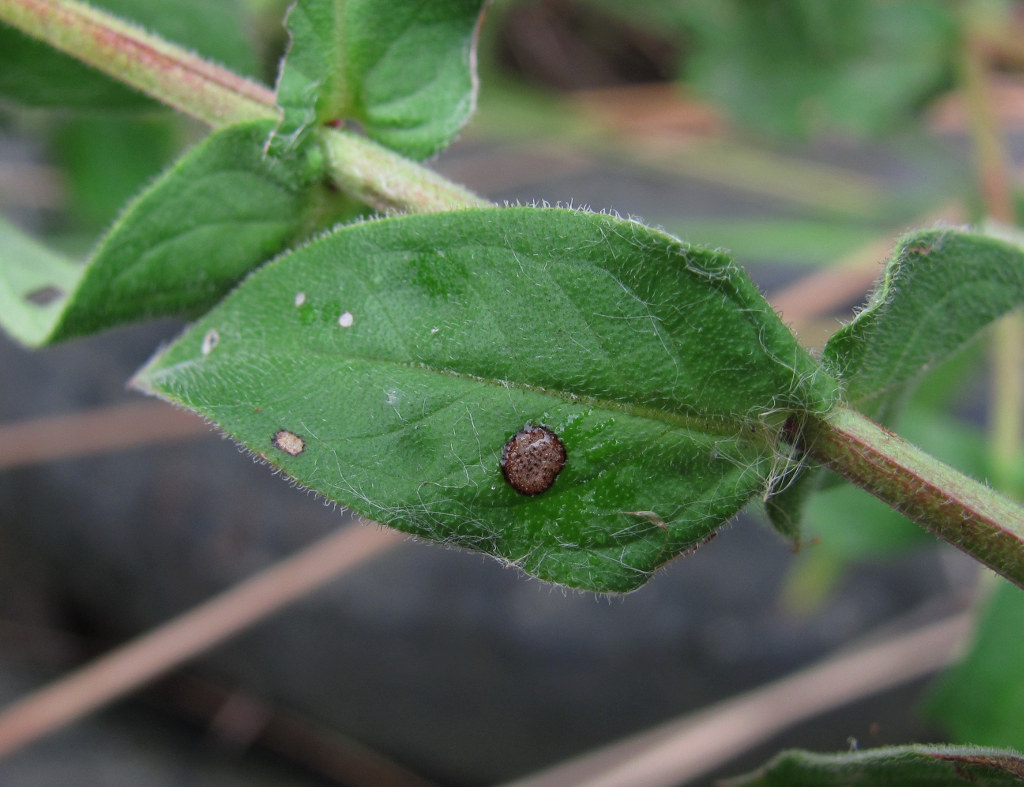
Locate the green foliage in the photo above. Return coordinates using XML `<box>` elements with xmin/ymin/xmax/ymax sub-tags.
<box><xmin>0</xmin><ymin>0</ymin><xmax>257</xmax><ymax>110</ymax></box>
<box><xmin>0</xmin><ymin>120</ymin><xmax>345</xmax><ymax>346</ymax></box>
<box><xmin>271</xmin><ymin>0</ymin><xmax>487</xmax><ymax>159</ymax></box>
<box><xmin>3</xmin><ymin>1</ymin><xmax>1024</xmax><ymax>779</ymax></box>
<box><xmin>766</xmin><ymin>228</ymin><xmax>1024</xmax><ymax>538</ymax></box>
<box><xmin>729</xmin><ymin>744</ymin><xmax>1024</xmax><ymax>786</ymax></box>
<box><xmin>824</xmin><ymin>228</ymin><xmax>1024</xmax><ymax>422</ymax></box>
<box><xmin>675</xmin><ymin>0</ymin><xmax>957</xmax><ymax>139</ymax></box>
<box><xmin>133</xmin><ymin>207</ymin><xmax>837</xmax><ymax>592</ymax></box>
<box><xmin>926</xmin><ymin>581</ymin><xmax>1024</xmax><ymax>749</ymax></box>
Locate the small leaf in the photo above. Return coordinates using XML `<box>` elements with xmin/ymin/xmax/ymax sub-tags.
<box><xmin>271</xmin><ymin>0</ymin><xmax>487</xmax><ymax>159</ymax></box>
<box><xmin>134</xmin><ymin>208</ymin><xmax>837</xmax><ymax>592</ymax></box>
<box><xmin>767</xmin><ymin>227</ymin><xmax>1024</xmax><ymax>537</ymax></box>
<box><xmin>0</xmin><ymin>0</ymin><xmax>258</xmax><ymax>110</ymax></box>
<box><xmin>727</xmin><ymin>744</ymin><xmax>1024</xmax><ymax>786</ymax></box>
<box><xmin>0</xmin><ymin>120</ymin><xmax>339</xmax><ymax>346</ymax></box>
<box><xmin>925</xmin><ymin>581</ymin><xmax>1024</xmax><ymax>749</ymax></box>
<box><xmin>0</xmin><ymin>217</ymin><xmax>83</xmax><ymax>347</ymax></box>
<box><xmin>824</xmin><ymin>228</ymin><xmax>1024</xmax><ymax>422</ymax></box>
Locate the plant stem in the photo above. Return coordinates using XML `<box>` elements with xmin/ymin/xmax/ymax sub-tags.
<box><xmin>319</xmin><ymin>129</ymin><xmax>489</xmax><ymax>213</ymax></box>
<box><xmin>0</xmin><ymin>0</ymin><xmax>277</xmax><ymax>126</ymax></box>
<box><xmin>801</xmin><ymin>406</ymin><xmax>1024</xmax><ymax>590</ymax></box>
<box><xmin>0</xmin><ymin>0</ymin><xmax>488</xmax><ymax>214</ymax></box>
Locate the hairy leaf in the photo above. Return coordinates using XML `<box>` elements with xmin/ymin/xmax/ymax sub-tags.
<box><xmin>926</xmin><ymin>581</ymin><xmax>1024</xmax><ymax>749</ymax></box>
<box><xmin>271</xmin><ymin>0</ymin><xmax>486</xmax><ymax>159</ymax></box>
<box><xmin>0</xmin><ymin>121</ymin><xmax>337</xmax><ymax>346</ymax></box>
<box><xmin>727</xmin><ymin>744</ymin><xmax>1024</xmax><ymax>786</ymax></box>
<box><xmin>824</xmin><ymin>228</ymin><xmax>1024</xmax><ymax>421</ymax></box>
<box><xmin>767</xmin><ymin>227</ymin><xmax>1024</xmax><ymax>538</ymax></box>
<box><xmin>134</xmin><ymin>208</ymin><xmax>836</xmax><ymax>592</ymax></box>
<box><xmin>0</xmin><ymin>0</ymin><xmax>257</xmax><ymax>110</ymax></box>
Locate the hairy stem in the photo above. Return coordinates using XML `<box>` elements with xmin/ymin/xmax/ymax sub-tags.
<box><xmin>0</xmin><ymin>0</ymin><xmax>277</xmax><ymax>126</ymax></box>
<box><xmin>802</xmin><ymin>406</ymin><xmax>1024</xmax><ymax>590</ymax></box>
<box><xmin>0</xmin><ymin>0</ymin><xmax>487</xmax><ymax>214</ymax></box>
<box><xmin>320</xmin><ymin>128</ymin><xmax>490</xmax><ymax>213</ymax></box>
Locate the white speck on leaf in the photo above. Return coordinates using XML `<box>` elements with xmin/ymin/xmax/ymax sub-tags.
<box><xmin>294</xmin><ymin>292</ymin><xmax>306</xmax><ymax>307</ymax></box>
<box><xmin>338</xmin><ymin>311</ymin><xmax>354</xmax><ymax>328</ymax></box>
<box><xmin>201</xmin><ymin>329</ymin><xmax>218</xmax><ymax>355</ymax></box>
<box><xmin>430</xmin><ymin>327</ymin><xmax>440</xmax><ymax>335</ymax></box>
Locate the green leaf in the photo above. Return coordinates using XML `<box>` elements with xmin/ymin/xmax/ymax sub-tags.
<box><xmin>727</xmin><ymin>744</ymin><xmax>1024</xmax><ymax>786</ymax></box>
<box><xmin>0</xmin><ymin>0</ymin><xmax>258</xmax><ymax>110</ymax></box>
<box><xmin>0</xmin><ymin>216</ymin><xmax>83</xmax><ymax>347</ymax></box>
<box><xmin>271</xmin><ymin>0</ymin><xmax>486</xmax><ymax>159</ymax></box>
<box><xmin>133</xmin><ymin>208</ymin><xmax>837</xmax><ymax>592</ymax></box>
<box><xmin>824</xmin><ymin>228</ymin><xmax>1024</xmax><ymax>422</ymax></box>
<box><xmin>676</xmin><ymin>0</ymin><xmax>955</xmax><ymax>139</ymax></box>
<box><xmin>926</xmin><ymin>581</ymin><xmax>1024</xmax><ymax>749</ymax></box>
<box><xmin>767</xmin><ymin>228</ymin><xmax>1024</xmax><ymax>539</ymax></box>
<box><xmin>0</xmin><ymin>120</ymin><xmax>337</xmax><ymax>346</ymax></box>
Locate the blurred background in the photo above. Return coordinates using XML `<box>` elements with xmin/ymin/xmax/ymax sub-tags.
<box><xmin>1</xmin><ymin>0</ymin><xmax>1023</xmax><ymax>784</ymax></box>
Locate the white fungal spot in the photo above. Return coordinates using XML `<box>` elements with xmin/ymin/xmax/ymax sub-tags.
<box><xmin>201</xmin><ymin>329</ymin><xmax>219</xmax><ymax>355</ymax></box>
<box><xmin>294</xmin><ymin>292</ymin><xmax>306</xmax><ymax>307</ymax></box>
<box><xmin>430</xmin><ymin>327</ymin><xmax>440</xmax><ymax>335</ymax></box>
<box><xmin>338</xmin><ymin>311</ymin><xmax>354</xmax><ymax>328</ymax></box>
<box><xmin>273</xmin><ymin>429</ymin><xmax>305</xmax><ymax>456</ymax></box>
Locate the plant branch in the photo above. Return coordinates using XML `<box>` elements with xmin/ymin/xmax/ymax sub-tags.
<box><xmin>320</xmin><ymin>127</ymin><xmax>490</xmax><ymax>213</ymax></box>
<box><xmin>801</xmin><ymin>406</ymin><xmax>1024</xmax><ymax>590</ymax></box>
<box><xmin>0</xmin><ymin>0</ymin><xmax>489</xmax><ymax>214</ymax></box>
<box><xmin>0</xmin><ymin>0</ymin><xmax>277</xmax><ymax>126</ymax></box>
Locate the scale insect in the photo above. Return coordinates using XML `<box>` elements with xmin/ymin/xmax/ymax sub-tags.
<box><xmin>500</xmin><ymin>425</ymin><xmax>567</xmax><ymax>495</ymax></box>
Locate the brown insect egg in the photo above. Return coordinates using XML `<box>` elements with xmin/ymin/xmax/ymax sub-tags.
<box><xmin>501</xmin><ymin>425</ymin><xmax>567</xmax><ymax>495</ymax></box>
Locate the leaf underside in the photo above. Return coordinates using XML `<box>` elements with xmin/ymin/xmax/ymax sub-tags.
<box><xmin>135</xmin><ymin>208</ymin><xmax>835</xmax><ymax>592</ymax></box>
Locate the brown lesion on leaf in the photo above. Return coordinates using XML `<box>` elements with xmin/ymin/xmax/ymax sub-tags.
<box><xmin>273</xmin><ymin>429</ymin><xmax>305</xmax><ymax>456</ymax></box>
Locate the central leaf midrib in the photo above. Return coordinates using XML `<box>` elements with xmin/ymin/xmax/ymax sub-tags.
<box><xmin>299</xmin><ymin>344</ymin><xmax>776</xmax><ymax>441</ymax></box>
